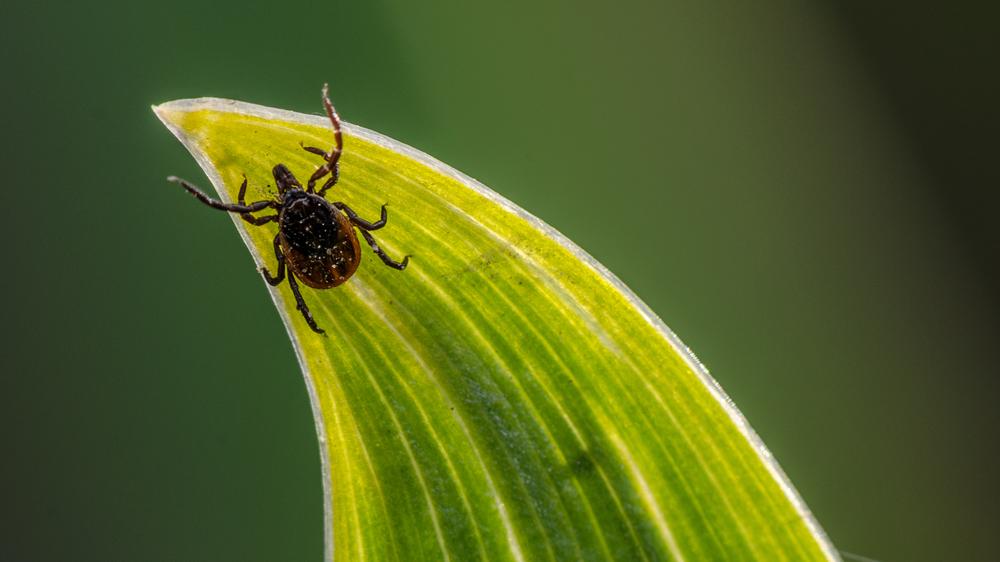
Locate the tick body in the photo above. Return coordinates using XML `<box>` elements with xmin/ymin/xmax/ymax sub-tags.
<box><xmin>278</xmin><ymin>189</ymin><xmax>360</xmax><ymax>288</ymax></box>
<box><xmin>168</xmin><ymin>84</ymin><xmax>409</xmax><ymax>334</ymax></box>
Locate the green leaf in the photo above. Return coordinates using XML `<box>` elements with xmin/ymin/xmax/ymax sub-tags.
<box><xmin>154</xmin><ymin>97</ymin><xmax>837</xmax><ymax>561</ymax></box>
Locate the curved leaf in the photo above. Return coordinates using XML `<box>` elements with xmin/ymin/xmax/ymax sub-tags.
<box><xmin>154</xmin><ymin>97</ymin><xmax>837</xmax><ymax>561</ymax></box>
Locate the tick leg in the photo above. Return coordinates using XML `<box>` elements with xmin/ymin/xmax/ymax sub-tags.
<box><xmin>359</xmin><ymin>229</ymin><xmax>409</xmax><ymax>270</ymax></box>
<box><xmin>301</xmin><ymin>145</ymin><xmax>327</xmax><ymax>157</ymax></box>
<box><xmin>234</xmin><ymin>174</ymin><xmax>279</xmax><ymax>225</ymax></box>
<box><xmin>237</xmin><ymin>174</ymin><xmax>250</xmax><ymax>204</ymax></box>
<box><xmin>263</xmin><ymin>231</ymin><xmax>324</xmax><ymax>334</ymax></box>
<box><xmin>316</xmin><ymin>175</ymin><xmax>339</xmax><ymax>198</ymax></box>
<box><xmin>333</xmin><ymin>202</ymin><xmax>388</xmax><ymax>230</ymax></box>
<box><xmin>236</xmin><ymin>174</ymin><xmax>278</xmax><ymax>226</ymax></box>
<box><xmin>287</xmin><ymin>269</ymin><xmax>325</xmax><ymax>334</ymax></box>
<box><xmin>304</xmin><ymin>83</ymin><xmax>344</xmax><ymax>195</ymax></box>
<box><xmin>307</xmin><ymin>161</ymin><xmax>340</xmax><ymax>195</ymax></box>
<box><xmin>261</xmin><ymin>234</ymin><xmax>286</xmax><ymax>286</ymax></box>
<box><xmin>168</xmin><ymin>176</ymin><xmax>271</xmax><ymax>214</ymax></box>
<box><xmin>242</xmin><ymin>214</ymin><xmax>278</xmax><ymax>226</ymax></box>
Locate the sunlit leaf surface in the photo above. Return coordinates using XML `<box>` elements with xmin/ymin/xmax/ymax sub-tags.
<box><xmin>155</xmin><ymin>97</ymin><xmax>837</xmax><ymax>562</ymax></box>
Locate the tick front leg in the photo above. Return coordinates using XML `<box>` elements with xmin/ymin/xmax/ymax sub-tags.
<box><xmin>334</xmin><ymin>202</ymin><xmax>387</xmax><ymax>230</ymax></box>
<box><xmin>307</xmin><ymin>160</ymin><xmax>340</xmax><ymax>195</ymax></box>
<box><xmin>242</xmin><ymin>214</ymin><xmax>278</xmax><ymax>226</ymax></box>
<box><xmin>301</xmin><ymin>145</ymin><xmax>327</xmax><ymax>158</ymax></box>
<box><xmin>168</xmin><ymin>176</ymin><xmax>271</xmax><ymax>214</ymax></box>
<box><xmin>314</xmin><ymin>169</ymin><xmax>340</xmax><ymax>198</ymax></box>
<box><xmin>359</xmin><ymin>229</ymin><xmax>409</xmax><ymax>270</ymax></box>
<box><xmin>261</xmin><ymin>235</ymin><xmax>286</xmax><ymax>286</ymax></box>
<box><xmin>236</xmin><ymin>174</ymin><xmax>278</xmax><ymax>225</ymax></box>
<box><xmin>286</xmin><ymin>269</ymin><xmax>325</xmax><ymax>335</ymax></box>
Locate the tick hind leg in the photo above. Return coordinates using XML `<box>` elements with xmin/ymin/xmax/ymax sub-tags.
<box><xmin>302</xmin><ymin>83</ymin><xmax>344</xmax><ymax>196</ymax></box>
<box><xmin>260</xmin><ymin>235</ymin><xmax>324</xmax><ymax>334</ymax></box>
<box><xmin>286</xmin><ymin>268</ymin><xmax>325</xmax><ymax>335</ymax></box>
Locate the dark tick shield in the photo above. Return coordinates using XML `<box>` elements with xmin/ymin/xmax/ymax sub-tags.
<box><xmin>167</xmin><ymin>84</ymin><xmax>409</xmax><ymax>334</ymax></box>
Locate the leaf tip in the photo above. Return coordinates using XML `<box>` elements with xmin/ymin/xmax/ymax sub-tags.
<box><xmin>151</xmin><ymin>101</ymin><xmax>188</xmax><ymax>131</ymax></box>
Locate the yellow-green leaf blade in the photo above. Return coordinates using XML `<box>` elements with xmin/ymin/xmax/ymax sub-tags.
<box><xmin>155</xmin><ymin>98</ymin><xmax>837</xmax><ymax>561</ymax></box>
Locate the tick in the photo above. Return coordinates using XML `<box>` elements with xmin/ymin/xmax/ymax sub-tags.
<box><xmin>167</xmin><ymin>84</ymin><xmax>409</xmax><ymax>334</ymax></box>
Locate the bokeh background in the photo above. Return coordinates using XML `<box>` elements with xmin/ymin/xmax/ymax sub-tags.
<box><xmin>2</xmin><ymin>1</ymin><xmax>997</xmax><ymax>560</ymax></box>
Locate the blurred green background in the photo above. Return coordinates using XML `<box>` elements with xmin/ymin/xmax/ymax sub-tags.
<box><xmin>2</xmin><ymin>1</ymin><xmax>997</xmax><ymax>561</ymax></box>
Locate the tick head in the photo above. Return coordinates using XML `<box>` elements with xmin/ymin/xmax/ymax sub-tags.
<box><xmin>273</xmin><ymin>164</ymin><xmax>303</xmax><ymax>194</ymax></box>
